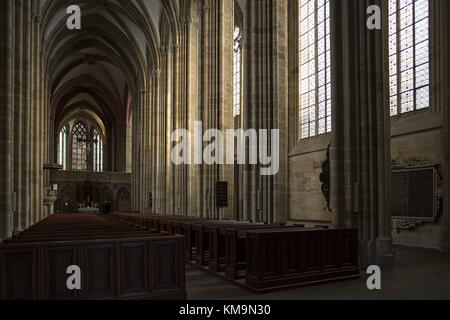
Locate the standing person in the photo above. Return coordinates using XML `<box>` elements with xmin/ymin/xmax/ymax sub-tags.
<box><xmin>104</xmin><ymin>201</ymin><xmax>112</xmax><ymax>216</ymax></box>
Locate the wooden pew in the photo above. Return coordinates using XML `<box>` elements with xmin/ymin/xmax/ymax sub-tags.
<box><xmin>244</xmin><ymin>228</ymin><xmax>360</xmax><ymax>293</ymax></box>
<box><xmin>224</xmin><ymin>225</ymin><xmax>305</xmax><ymax>279</ymax></box>
<box><xmin>207</xmin><ymin>223</ymin><xmax>282</xmax><ymax>272</ymax></box>
<box><xmin>0</xmin><ymin>213</ymin><xmax>187</xmax><ymax>300</ymax></box>
<box><xmin>0</xmin><ymin>236</ymin><xmax>185</xmax><ymax>300</ymax></box>
<box><xmin>192</xmin><ymin>220</ymin><xmax>251</xmax><ymax>266</ymax></box>
<box><xmin>114</xmin><ymin>214</ymin><xmax>210</xmax><ymax>262</ymax></box>
<box><xmin>112</xmin><ymin>214</ymin><xmax>361</xmax><ymax>293</ymax></box>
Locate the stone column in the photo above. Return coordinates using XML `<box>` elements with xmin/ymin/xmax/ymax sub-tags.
<box><xmin>13</xmin><ymin>0</ymin><xmax>24</xmax><ymax>232</ymax></box>
<box><xmin>243</xmin><ymin>0</ymin><xmax>289</xmax><ymax>223</ymax></box>
<box><xmin>165</xmin><ymin>47</ymin><xmax>174</xmax><ymax>215</ymax></box>
<box><xmin>438</xmin><ymin>0</ymin><xmax>450</xmax><ymax>253</ymax></box>
<box><xmin>132</xmin><ymin>95</ymin><xmax>141</xmax><ymax>212</ymax></box>
<box><xmin>143</xmin><ymin>81</ymin><xmax>150</xmax><ymax>213</ymax></box>
<box><xmin>218</xmin><ymin>0</ymin><xmax>234</xmax><ymax>220</ymax></box>
<box><xmin>196</xmin><ymin>0</ymin><xmax>234</xmax><ymax>219</ymax></box>
<box><xmin>145</xmin><ymin>84</ymin><xmax>152</xmax><ymax>213</ymax></box>
<box><xmin>36</xmin><ymin>54</ymin><xmax>45</xmax><ymax>222</ymax></box>
<box><xmin>171</xmin><ymin>45</ymin><xmax>180</xmax><ymax>216</ymax></box>
<box><xmin>186</xmin><ymin>1</ymin><xmax>200</xmax><ymax>218</ymax></box>
<box><xmin>40</xmin><ymin>73</ymin><xmax>48</xmax><ymax>218</ymax></box>
<box><xmin>179</xmin><ymin>15</ymin><xmax>190</xmax><ymax>217</ymax></box>
<box><xmin>0</xmin><ymin>0</ymin><xmax>14</xmax><ymax>240</ymax></box>
<box><xmin>198</xmin><ymin>3</ymin><xmax>209</xmax><ymax>218</ymax></box>
<box><xmin>30</xmin><ymin>7</ymin><xmax>40</xmax><ymax>226</ymax></box>
<box><xmin>330</xmin><ymin>0</ymin><xmax>394</xmax><ymax>268</ymax></box>
<box><xmin>151</xmin><ymin>68</ymin><xmax>160</xmax><ymax>214</ymax></box>
<box><xmin>156</xmin><ymin>48</ymin><xmax>169</xmax><ymax>215</ymax></box>
<box><xmin>139</xmin><ymin>89</ymin><xmax>146</xmax><ymax>212</ymax></box>
<box><xmin>131</xmin><ymin>100</ymin><xmax>137</xmax><ymax>211</ymax></box>
<box><xmin>29</xmin><ymin>14</ymin><xmax>35</xmax><ymax>225</ymax></box>
<box><xmin>21</xmin><ymin>0</ymin><xmax>32</xmax><ymax>229</ymax></box>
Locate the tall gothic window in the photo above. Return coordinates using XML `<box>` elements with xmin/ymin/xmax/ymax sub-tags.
<box><xmin>233</xmin><ymin>26</ymin><xmax>242</xmax><ymax>118</ymax></box>
<box><xmin>299</xmin><ymin>0</ymin><xmax>331</xmax><ymax>140</ymax></box>
<box><xmin>72</xmin><ymin>122</ymin><xmax>88</xmax><ymax>171</ymax></box>
<box><xmin>389</xmin><ymin>0</ymin><xmax>430</xmax><ymax>116</ymax></box>
<box><xmin>93</xmin><ymin>129</ymin><xmax>103</xmax><ymax>172</ymax></box>
<box><xmin>58</xmin><ymin>126</ymin><xmax>68</xmax><ymax>170</ymax></box>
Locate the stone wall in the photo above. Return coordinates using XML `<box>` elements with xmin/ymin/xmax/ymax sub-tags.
<box><xmin>287</xmin><ymin>122</ymin><xmax>446</xmax><ymax>249</ymax></box>
<box><xmin>288</xmin><ymin>149</ymin><xmax>333</xmax><ymax>226</ymax></box>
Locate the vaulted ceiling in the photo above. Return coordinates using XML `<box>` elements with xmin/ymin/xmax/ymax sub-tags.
<box><xmin>39</xmin><ymin>0</ymin><xmax>181</xmax><ymax>135</ymax></box>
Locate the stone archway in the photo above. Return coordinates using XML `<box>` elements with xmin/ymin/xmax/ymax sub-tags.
<box><xmin>57</xmin><ymin>185</ymin><xmax>77</xmax><ymax>213</ymax></box>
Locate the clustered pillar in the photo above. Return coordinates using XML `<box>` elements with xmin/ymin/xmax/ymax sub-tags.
<box><xmin>145</xmin><ymin>0</ymin><xmax>235</xmax><ymax>219</ymax></box>
<box><xmin>330</xmin><ymin>0</ymin><xmax>395</xmax><ymax>268</ymax></box>
<box><xmin>0</xmin><ymin>0</ymin><xmax>47</xmax><ymax>240</ymax></box>
<box><xmin>242</xmin><ymin>0</ymin><xmax>289</xmax><ymax>223</ymax></box>
<box><xmin>134</xmin><ymin>0</ymin><xmax>288</xmax><ymax>222</ymax></box>
<box><xmin>438</xmin><ymin>0</ymin><xmax>450</xmax><ymax>252</ymax></box>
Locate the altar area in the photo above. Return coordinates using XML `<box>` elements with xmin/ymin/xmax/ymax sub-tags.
<box><xmin>77</xmin><ymin>207</ymin><xmax>100</xmax><ymax>214</ymax></box>
<box><xmin>50</xmin><ymin>170</ymin><xmax>132</xmax><ymax>213</ymax></box>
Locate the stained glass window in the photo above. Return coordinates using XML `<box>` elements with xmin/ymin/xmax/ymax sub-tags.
<box><xmin>299</xmin><ymin>0</ymin><xmax>331</xmax><ymax>139</ymax></box>
<box><xmin>58</xmin><ymin>126</ymin><xmax>68</xmax><ymax>170</ymax></box>
<box><xmin>93</xmin><ymin>129</ymin><xmax>103</xmax><ymax>172</ymax></box>
<box><xmin>72</xmin><ymin>122</ymin><xmax>88</xmax><ymax>171</ymax></box>
<box><xmin>233</xmin><ymin>26</ymin><xmax>242</xmax><ymax>118</ymax></box>
<box><xmin>389</xmin><ymin>0</ymin><xmax>430</xmax><ymax>116</ymax></box>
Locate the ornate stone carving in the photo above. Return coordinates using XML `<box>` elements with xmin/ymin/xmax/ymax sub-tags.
<box><xmin>181</xmin><ymin>17</ymin><xmax>190</xmax><ymax>26</ymax></box>
<box><xmin>391</xmin><ymin>156</ymin><xmax>435</xmax><ymax>169</ymax></box>
<box><xmin>320</xmin><ymin>144</ymin><xmax>331</xmax><ymax>212</ymax></box>
<box><xmin>172</xmin><ymin>45</ymin><xmax>181</xmax><ymax>54</ymax></box>
<box><xmin>198</xmin><ymin>4</ymin><xmax>209</xmax><ymax>17</ymax></box>
<box><xmin>50</xmin><ymin>170</ymin><xmax>132</xmax><ymax>184</ymax></box>
<box><xmin>392</xmin><ymin>219</ymin><xmax>423</xmax><ymax>233</ymax></box>
<box><xmin>152</xmin><ymin>69</ymin><xmax>161</xmax><ymax>79</ymax></box>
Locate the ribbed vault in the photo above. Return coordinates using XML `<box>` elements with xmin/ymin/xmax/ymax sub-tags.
<box><xmin>38</xmin><ymin>0</ymin><xmax>180</xmax><ymax>172</ymax></box>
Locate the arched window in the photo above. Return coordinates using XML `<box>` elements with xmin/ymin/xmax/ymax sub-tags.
<box><xmin>72</xmin><ymin>122</ymin><xmax>88</xmax><ymax>171</ymax></box>
<box><xmin>389</xmin><ymin>0</ymin><xmax>429</xmax><ymax>116</ymax></box>
<box><xmin>93</xmin><ymin>129</ymin><xmax>103</xmax><ymax>172</ymax></box>
<box><xmin>58</xmin><ymin>126</ymin><xmax>68</xmax><ymax>170</ymax></box>
<box><xmin>298</xmin><ymin>0</ymin><xmax>331</xmax><ymax>139</ymax></box>
<box><xmin>233</xmin><ymin>26</ymin><xmax>242</xmax><ymax>118</ymax></box>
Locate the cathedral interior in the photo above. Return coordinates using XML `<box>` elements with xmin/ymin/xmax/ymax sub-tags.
<box><xmin>0</xmin><ymin>0</ymin><xmax>450</xmax><ymax>301</ymax></box>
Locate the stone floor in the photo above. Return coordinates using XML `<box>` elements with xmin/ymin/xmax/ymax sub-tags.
<box><xmin>186</xmin><ymin>246</ymin><xmax>450</xmax><ymax>300</ymax></box>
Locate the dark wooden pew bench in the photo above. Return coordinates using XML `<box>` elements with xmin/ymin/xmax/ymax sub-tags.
<box><xmin>0</xmin><ymin>213</ymin><xmax>187</xmax><ymax>300</ymax></box>
<box><xmin>192</xmin><ymin>220</ymin><xmax>247</xmax><ymax>266</ymax></box>
<box><xmin>224</xmin><ymin>225</ymin><xmax>305</xmax><ymax>279</ymax></box>
<box><xmin>111</xmin><ymin>214</ymin><xmax>361</xmax><ymax>294</ymax></box>
<box><xmin>244</xmin><ymin>228</ymin><xmax>360</xmax><ymax>293</ymax></box>
<box><xmin>207</xmin><ymin>222</ymin><xmax>276</xmax><ymax>272</ymax></box>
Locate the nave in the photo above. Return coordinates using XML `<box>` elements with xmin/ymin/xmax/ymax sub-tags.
<box><xmin>1</xmin><ymin>0</ymin><xmax>450</xmax><ymax>301</ymax></box>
